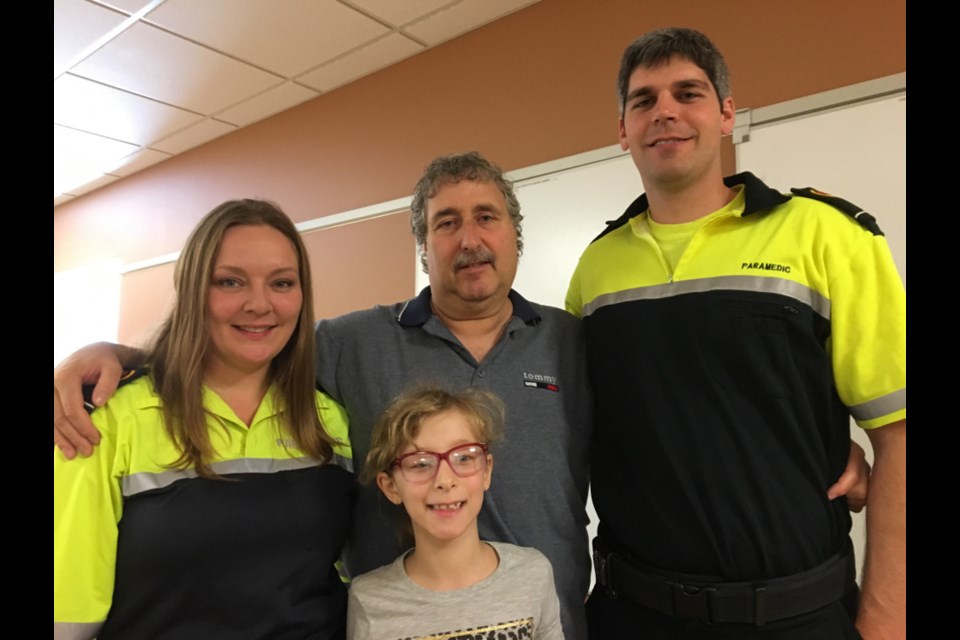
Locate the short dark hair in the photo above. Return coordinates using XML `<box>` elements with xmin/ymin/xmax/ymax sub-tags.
<box><xmin>409</xmin><ymin>151</ymin><xmax>523</xmax><ymax>273</ymax></box>
<box><xmin>617</xmin><ymin>27</ymin><xmax>731</xmax><ymax>114</ymax></box>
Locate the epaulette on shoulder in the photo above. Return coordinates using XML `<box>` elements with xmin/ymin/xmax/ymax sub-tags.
<box><xmin>82</xmin><ymin>367</ymin><xmax>150</xmax><ymax>413</ymax></box>
<box><xmin>790</xmin><ymin>187</ymin><xmax>884</xmax><ymax>236</ymax></box>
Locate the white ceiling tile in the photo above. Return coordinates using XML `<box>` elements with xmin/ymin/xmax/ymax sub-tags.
<box><xmin>404</xmin><ymin>0</ymin><xmax>539</xmax><ymax>46</ymax></box>
<box><xmin>347</xmin><ymin>0</ymin><xmax>455</xmax><ymax>27</ymax></box>
<box><xmin>54</xmin><ymin>0</ymin><xmax>128</xmax><ymax>72</ymax></box>
<box><xmin>150</xmin><ymin>119</ymin><xmax>237</xmax><ymax>154</ymax></box>
<box><xmin>55</xmin><ymin>125</ymin><xmax>140</xmax><ymax>195</ymax></box>
<box><xmin>110</xmin><ymin>148</ymin><xmax>173</xmax><ymax>177</ymax></box>
<box><xmin>65</xmin><ymin>173</ymin><xmax>122</xmax><ymax>197</ymax></box>
<box><xmin>98</xmin><ymin>0</ymin><xmax>158</xmax><ymax>14</ymax></box>
<box><xmin>215</xmin><ymin>82</ymin><xmax>320</xmax><ymax>127</ymax></box>
<box><xmin>298</xmin><ymin>33</ymin><xmax>424</xmax><ymax>92</ymax></box>
<box><xmin>72</xmin><ymin>22</ymin><xmax>283</xmax><ymax>113</ymax></box>
<box><xmin>55</xmin><ymin>74</ymin><xmax>203</xmax><ymax>145</ymax></box>
<box><xmin>144</xmin><ymin>0</ymin><xmax>390</xmax><ymax>76</ymax></box>
<box><xmin>54</xmin><ymin>0</ymin><xmax>540</xmax><ymax>203</ymax></box>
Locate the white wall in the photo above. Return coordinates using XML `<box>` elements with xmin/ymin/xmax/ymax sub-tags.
<box><xmin>53</xmin><ymin>258</ymin><xmax>121</xmax><ymax>367</ymax></box>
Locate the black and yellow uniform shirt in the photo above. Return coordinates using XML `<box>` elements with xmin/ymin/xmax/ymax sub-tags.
<box><xmin>566</xmin><ymin>172</ymin><xmax>905</xmax><ymax>581</ymax></box>
<box><xmin>54</xmin><ymin>376</ymin><xmax>355</xmax><ymax>640</ymax></box>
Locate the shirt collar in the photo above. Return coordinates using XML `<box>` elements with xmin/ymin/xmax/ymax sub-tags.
<box><xmin>594</xmin><ymin>171</ymin><xmax>791</xmax><ymax>244</ymax></box>
<box><xmin>397</xmin><ymin>286</ymin><xmax>541</xmax><ymax>327</ymax></box>
<box><xmin>126</xmin><ymin>373</ymin><xmax>282</xmax><ymax>427</ymax></box>
<box><xmin>202</xmin><ymin>383</ymin><xmax>282</xmax><ymax>428</ymax></box>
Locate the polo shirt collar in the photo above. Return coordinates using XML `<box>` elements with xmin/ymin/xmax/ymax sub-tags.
<box><xmin>594</xmin><ymin>171</ymin><xmax>791</xmax><ymax>243</ymax></box>
<box><xmin>202</xmin><ymin>383</ymin><xmax>282</xmax><ymax>430</ymax></box>
<box><xmin>123</xmin><ymin>371</ymin><xmax>282</xmax><ymax>427</ymax></box>
<box><xmin>397</xmin><ymin>286</ymin><xmax>541</xmax><ymax>327</ymax></box>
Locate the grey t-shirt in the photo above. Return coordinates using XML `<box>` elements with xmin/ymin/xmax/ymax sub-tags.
<box><xmin>316</xmin><ymin>288</ymin><xmax>592</xmax><ymax>640</ymax></box>
<box><xmin>346</xmin><ymin>541</ymin><xmax>564</xmax><ymax>640</ymax></box>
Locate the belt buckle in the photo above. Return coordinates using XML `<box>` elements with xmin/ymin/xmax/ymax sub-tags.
<box><xmin>670</xmin><ymin>581</ymin><xmax>715</xmax><ymax>623</ymax></box>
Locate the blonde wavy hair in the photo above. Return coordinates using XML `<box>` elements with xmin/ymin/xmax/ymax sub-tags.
<box><xmin>148</xmin><ymin>199</ymin><xmax>336</xmax><ymax>477</ymax></box>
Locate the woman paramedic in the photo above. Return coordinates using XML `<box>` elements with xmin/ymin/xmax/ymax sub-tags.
<box><xmin>54</xmin><ymin>199</ymin><xmax>355</xmax><ymax>640</ymax></box>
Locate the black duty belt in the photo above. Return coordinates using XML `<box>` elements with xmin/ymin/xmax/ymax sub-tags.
<box><xmin>593</xmin><ymin>537</ymin><xmax>855</xmax><ymax>626</ymax></box>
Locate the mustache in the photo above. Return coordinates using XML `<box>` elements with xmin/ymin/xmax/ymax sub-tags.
<box><xmin>453</xmin><ymin>248</ymin><xmax>496</xmax><ymax>271</ymax></box>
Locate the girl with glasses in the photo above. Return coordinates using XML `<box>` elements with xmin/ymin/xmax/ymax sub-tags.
<box><xmin>348</xmin><ymin>386</ymin><xmax>564</xmax><ymax>639</ymax></box>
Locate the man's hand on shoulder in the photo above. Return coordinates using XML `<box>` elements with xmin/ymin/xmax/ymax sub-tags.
<box><xmin>53</xmin><ymin>342</ymin><xmax>134</xmax><ymax>458</ymax></box>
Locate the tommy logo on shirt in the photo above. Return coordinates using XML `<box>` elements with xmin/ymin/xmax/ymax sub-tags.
<box><xmin>523</xmin><ymin>371</ymin><xmax>559</xmax><ymax>392</ymax></box>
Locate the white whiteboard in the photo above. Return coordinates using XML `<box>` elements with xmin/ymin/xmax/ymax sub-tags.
<box><xmin>511</xmin><ymin>153</ymin><xmax>642</xmax><ymax>305</ymax></box>
<box><xmin>53</xmin><ymin>258</ymin><xmax>121</xmax><ymax>367</ymax></box>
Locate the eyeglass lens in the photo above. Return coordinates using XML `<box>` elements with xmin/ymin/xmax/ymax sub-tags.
<box><xmin>397</xmin><ymin>445</ymin><xmax>487</xmax><ymax>483</ymax></box>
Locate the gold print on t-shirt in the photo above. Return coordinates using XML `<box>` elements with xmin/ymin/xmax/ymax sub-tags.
<box><xmin>400</xmin><ymin>616</ymin><xmax>535</xmax><ymax>639</ymax></box>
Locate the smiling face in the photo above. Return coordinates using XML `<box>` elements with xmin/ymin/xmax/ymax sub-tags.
<box><xmin>618</xmin><ymin>55</ymin><xmax>735</xmax><ymax>196</ymax></box>
<box><xmin>203</xmin><ymin>224</ymin><xmax>303</xmax><ymax>383</ymax></box>
<box><xmin>377</xmin><ymin>408</ymin><xmax>493</xmax><ymax>548</ymax></box>
<box><xmin>423</xmin><ymin>179</ymin><xmax>519</xmax><ymax>316</ymax></box>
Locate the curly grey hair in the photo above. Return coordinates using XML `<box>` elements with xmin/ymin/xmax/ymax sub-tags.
<box><xmin>409</xmin><ymin>152</ymin><xmax>523</xmax><ymax>273</ymax></box>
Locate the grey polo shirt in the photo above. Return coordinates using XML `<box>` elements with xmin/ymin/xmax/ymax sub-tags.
<box><xmin>316</xmin><ymin>287</ymin><xmax>592</xmax><ymax>640</ymax></box>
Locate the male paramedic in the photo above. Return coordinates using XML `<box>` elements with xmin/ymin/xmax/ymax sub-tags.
<box><xmin>566</xmin><ymin>27</ymin><xmax>905</xmax><ymax>640</ymax></box>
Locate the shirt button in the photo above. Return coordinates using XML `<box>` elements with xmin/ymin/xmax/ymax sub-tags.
<box><xmin>477</xmin><ymin>369</ymin><xmax>486</xmax><ymax>378</ymax></box>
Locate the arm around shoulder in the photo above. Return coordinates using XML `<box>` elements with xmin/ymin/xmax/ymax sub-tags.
<box><xmin>54</xmin><ymin>341</ymin><xmax>145</xmax><ymax>458</ymax></box>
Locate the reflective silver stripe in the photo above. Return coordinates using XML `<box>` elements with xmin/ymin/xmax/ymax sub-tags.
<box><xmin>849</xmin><ymin>387</ymin><xmax>906</xmax><ymax>421</ymax></box>
<box><xmin>332</xmin><ymin>452</ymin><xmax>353</xmax><ymax>473</ymax></box>
<box><xmin>122</xmin><ymin>457</ymin><xmax>326</xmax><ymax>498</ymax></box>
<box><xmin>54</xmin><ymin>621</ymin><xmax>103</xmax><ymax>640</ymax></box>
<box><xmin>582</xmin><ymin>275</ymin><xmax>830</xmax><ymax>320</ymax></box>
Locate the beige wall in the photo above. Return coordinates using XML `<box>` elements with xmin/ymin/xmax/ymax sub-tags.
<box><xmin>54</xmin><ymin>0</ymin><xmax>905</xmax><ymax>341</ymax></box>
